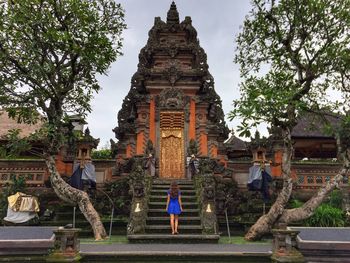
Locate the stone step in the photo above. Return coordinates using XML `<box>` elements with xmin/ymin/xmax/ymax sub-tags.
<box><xmin>148</xmin><ymin>202</ymin><xmax>198</xmax><ymax>209</ymax></box>
<box><xmin>152</xmin><ymin>185</ymin><xmax>195</xmax><ymax>190</ymax></box>
<box><xmin>145</xmin><ymin>225</ymin><xmax>202</xmax><ymax>234</ymax></box>
<box><xmin>148</xmin><ymin>208</ymin><xmax>200</xmax><ymax>217</ymax></box>
<box><xmin>153</xmin><ymin>179</ymin><xmax>194</xmax><ymax>185</ymax></box>
<box><xmin>146</xmin><ymin>216</ymin><xmax>201</xmax><ymax>225</ymax></box>
<box><xmin>149</xmin><ymin>195</ymin><xmax>197</xmax><ymax>202</ymax></box>
<box><xmin>150</xmin><ymin>189</ymin><xmax>196</xmax><ymax>195</ymax></box>
<box><xmin>127</xmin><ymin>234</ymin><xmax>220</xmax><ymax>243</ymax></box>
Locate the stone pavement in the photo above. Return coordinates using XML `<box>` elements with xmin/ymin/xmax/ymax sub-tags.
<box><xmin>291</xmin><ymin>227</ymin><xmax>350</xmax><ymax>241</ymax></box>
<box><xmin>289</xmin><ymin>227</ymin><xmax>350</xmax><ymax>262</ymax></box>
<box><xmin>81</xmin><ymin>243</ymin><xmax>272</xmax><ymax>262</ymax></box>
<box><xmin>0</xmin><ymin>226</ymin><xmax>55</xmax><ymax>255</ymax></box>
<box><xmin>81</xmin><ymin>243</ymin><xmax>272</xmax><ymax>254</ymax></box>
<box><xmin>0</xmin><ymin>226</ymin><xmax>55</xmax><ymax>240</ymax></box>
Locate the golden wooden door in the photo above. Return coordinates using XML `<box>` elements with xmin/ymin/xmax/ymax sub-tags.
<box><xmin>159</xmin><ymin>112</ymin><xmax>184</xmax><ymax>179</ymax></box>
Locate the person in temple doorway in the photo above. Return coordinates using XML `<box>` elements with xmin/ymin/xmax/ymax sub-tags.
<box><xmin>166</xmin><ymin>181</ymin><xmax>183</xmax><ymax>235</ymax></box>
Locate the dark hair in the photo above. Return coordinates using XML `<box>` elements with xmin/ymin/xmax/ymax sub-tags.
<box><xmin>170</xmin><ymin>181</ymin><xmax>179</xmax><ymax>198</ymax></box>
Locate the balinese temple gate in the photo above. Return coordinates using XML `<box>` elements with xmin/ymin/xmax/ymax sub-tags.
<box><xmin>113</xmin><ymin>2</ymin><xmax>230</xmax><ymax>179</ymax></box>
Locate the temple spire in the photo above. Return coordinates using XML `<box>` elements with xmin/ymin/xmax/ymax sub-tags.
<box><xmin>167</xmin><ymin>1</ymin><xmax>179</xmax><ymax>25</ymax></box>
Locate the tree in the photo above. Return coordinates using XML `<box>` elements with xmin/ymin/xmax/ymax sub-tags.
<box><xmin>0</xmin><ymin>0</ymin><xmax>126</xmax><ymax>240</ymax></box>
<box><xmin>230</xmin><ymin>0</ymin><xmax>350</xmax><ymax>240</ymax></box>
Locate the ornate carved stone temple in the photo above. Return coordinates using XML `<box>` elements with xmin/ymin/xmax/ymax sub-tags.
<box><xmin>113</xmin><ymin>2</ymin><xmax>229</xmax><ymax>179</ymax></box>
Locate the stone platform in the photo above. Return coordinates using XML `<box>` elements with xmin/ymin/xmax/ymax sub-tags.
<box><xmin>81</xmin><ymin>243</ymin><xmax>272</xmax><ymax>262</ymax></box>
<box><xmin>127</xmin><ymin>233</ymin><xmax>220</xmax><ymax>243</ymax></box>
<box><xmin>290</xmin><ymin>227</ymin><xmax>350</xmax><ymax>263</ymax></box>
<box><xmin>0</xmin><ymin>226</ymin><xmax>55</xmax><ymax>255</ymax></box>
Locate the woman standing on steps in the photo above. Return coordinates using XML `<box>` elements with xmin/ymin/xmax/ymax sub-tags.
<box><xmin>166</xmin><ymin>181</ymin><xmax>183</xmax><ymax>235</ymax></box>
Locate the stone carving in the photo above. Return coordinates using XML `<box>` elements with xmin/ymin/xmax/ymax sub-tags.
<box><xmin>201</xmin><ymin>173</ymin><xmax>215</xmax><ymax>201</ymax></box>
<box><xmin>112</xmin><ymin>158</ymin><xmax>135</xmax><ymax>176</ymax></box>
<box><xmin>166</xmin><ymin>1</ymin><xmax>179</xmax><ymax>25</ymax></box>
<box><xmin>110</xmin><ymin>139</ymin><xmax>118</xmax><ymax>159</ymax></box>
<box><xmin>127</xmin><ymin>158</ymin><xmax>151</xmax><ymax>235</ymax></box>
<box><xmin>165</xmin><ymin>65</ymin><xmax>182</xmax><ymax>86</ymax></box>
<box><xmin>144</xmin><ymin>140</ymin><xmax>155</xmax><ymax>156</ymax></box>
<box><xmin>158</xmin><ymin>87</ymin><xmax>185</xmax><ymax>110</ymax></box>
<box><xmin>187</xmin><ymin>139</ymin><xmax>199</xmax><ymax>156</ymax></box>
<box><xmin>195</xmin><ymin>161</ymin><xmax>217</xmax><ymax>234</ymax></box>
<box><xmin>181</xmin><ymin>16</ymin><xmax>198</xmax><ymax>43</ymax></box>
<box><xmin>160</xmin><ymin>129</ymin><xmax>185</xmax><ymax>178</ymax></box>
<box><xmin>113</xmin><ymin>88</ymin><xmax>145</xmax><ymax>140</ymax></box>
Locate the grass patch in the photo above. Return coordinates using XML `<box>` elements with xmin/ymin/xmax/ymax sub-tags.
<box><xmin>219</xmin><ymin>236</ymin><xmax>271</xmax><ymax>244</ymax></box>
<box><xmin>80</xmin><ymin>235</ymin><xmax>128</xmax><ymax>244</ymax></box>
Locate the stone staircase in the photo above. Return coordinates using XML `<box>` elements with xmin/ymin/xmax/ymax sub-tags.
<box><xmin>128</xmin><ymin>179</ymin><xmax>220</xmax><ymax>243</ymax></box>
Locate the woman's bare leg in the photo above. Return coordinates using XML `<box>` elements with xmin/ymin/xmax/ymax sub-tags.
<box><xmin>174</xmin><ymin>215</ymin><xmax>179</xmax><ymax>234</ymax></box>
<box><xmin>170</xmin><ymin>214</ymin><xmax>175</xmax><ymax>234</ymax></box>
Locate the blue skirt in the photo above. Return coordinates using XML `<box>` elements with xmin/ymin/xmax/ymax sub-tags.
<box><xmin>167</xmin><ymin>197</ymin><xmax>181</xmax><ymax>215</ymax></box>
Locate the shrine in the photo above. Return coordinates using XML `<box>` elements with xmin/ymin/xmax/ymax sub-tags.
<box><xmin>112</xmin><ymin>1</ymin><xmax>230</xmax><ymax>179</ymax></box>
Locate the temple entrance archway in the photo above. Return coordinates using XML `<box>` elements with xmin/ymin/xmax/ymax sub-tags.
<box><xmin>159</xmin><ymin>112</ymin><xmax>185</xmax><ymax>179</ymax></box>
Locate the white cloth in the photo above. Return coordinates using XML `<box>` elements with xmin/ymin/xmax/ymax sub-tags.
<box><xmin>73</xmin><ymin>162</ymin><xmax>96</xmax><ymax>182</ymax></box>
<box><xmin>3</xmin><ymin>206</ymin><xmax>37</xmax><ymax>224</ymax></box>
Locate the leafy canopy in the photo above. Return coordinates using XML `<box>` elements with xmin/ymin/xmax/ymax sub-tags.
<box><xmin>230</xmin><ymin>0</ymin><xmax>350</xmax><ymax>137</ymax></box>
<box><xmin>0</xmin><ymin>0</ymin><xmax>126</xmax><ymax>151</ymax></box>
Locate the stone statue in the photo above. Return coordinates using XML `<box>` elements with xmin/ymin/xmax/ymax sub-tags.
<box><xmin>187</xmin><ymin>154</ymin><xmax>199</xmax><ymax>179</ymax></box>
<box><xmin>144</xmin><ymin>153</ymin><xmax>156</xmax><ymax>177</ymax></box>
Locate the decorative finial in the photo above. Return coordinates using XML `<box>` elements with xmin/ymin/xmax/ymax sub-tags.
<box><xmin>84</xmin><ymin>127</ymin><xmax>90</xmax><ymax>136</ymax></box>
<box><xmin>167</xmin><ymin>1</ymin><xmax>179</xmax><ymax>25</ymax></box>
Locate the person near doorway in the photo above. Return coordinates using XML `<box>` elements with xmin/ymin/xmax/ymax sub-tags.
<box><xmin>165</xmin><ymin>181</ymin><xmax>183</xmax><ymax>235</ymax></box>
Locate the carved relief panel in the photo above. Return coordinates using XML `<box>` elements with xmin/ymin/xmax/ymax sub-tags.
<box><xmin>159</xmin><ymin>112</ymin><xmax>185</xmax><ymax>179</ymax></box>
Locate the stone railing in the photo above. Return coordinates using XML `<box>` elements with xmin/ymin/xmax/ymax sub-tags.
<box><xmin>126</xmin><ymin>157</ymin><xmax>152</xmax><ymax>235</ymax></box>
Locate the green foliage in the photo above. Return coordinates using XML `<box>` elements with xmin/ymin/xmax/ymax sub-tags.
<box><xmin>91</xmin><ymin>149</ymin><xmax>113</xmax><ymax>159</ymax></box>
<box><xmin>0</xmin><ymin>129</ymin><xmax>31</xmax><ymax>158</ymax></box>
<box><xmin>289</xmin><ymin>199</ymin><xmax>303</xmax><ymax>209</ymax></box>
<box><xmin>306</xmin><ymin>204</ymin><xmax>345</xmax><ymax>227</ymax></box>
<box><xmin>289</xmin><ymin>192</ymin><xmax>345</xmax><ymax>227</ymax></box>
<box><xmin>0</xmin><ymin>175</ymin><xmax>27</xmax><ymax>218</ymax></box>
<box><xmin>328</xmin><ymin>190</ymin><xmax>343</xmax><ymax>209</ymax></box>
<box><xmin>231</xmin><ymin>0</ymin><xmax>350</xmax><ymax>137</ymax></box>
<box><xmin>104</xmin><ymin>178</ymin><xmax>131</xmax><ymax>215</ymax></box>
<box><xmin>0</xmin><ymin>0</ymin><xmax>126</xmax><ymax>154</ymax></box>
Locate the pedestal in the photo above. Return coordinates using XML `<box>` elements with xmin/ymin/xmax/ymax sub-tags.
<box><xmin>47</xmin><ymin>228</ymin><xmax>81</xmax><ymax>262</ymax></box>
<box><xmin>271</xmin><ymin>228</ymin><xmax>305</xmax><ymax>263</ymax></box>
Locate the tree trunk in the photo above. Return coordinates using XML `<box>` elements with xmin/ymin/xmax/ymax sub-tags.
<box><xmin>245</xmin><ymin>128</ymin><xmax>293</xmax><ymax>241</ymax></box>
<box><xmin>45</xmin><ymin>155</ymin><xmax>107</xmax><ymax>240</ymax></box>
<box><xmin>279</xmin><ymin>151</ymin><xmax>350</xmax><ymax>223</ymax></box>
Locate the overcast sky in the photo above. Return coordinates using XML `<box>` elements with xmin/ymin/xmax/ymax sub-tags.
<box><xmin>86</xmin><ymin>0</ymin><xmax>253</xmax><ymax>148</ymax></box>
